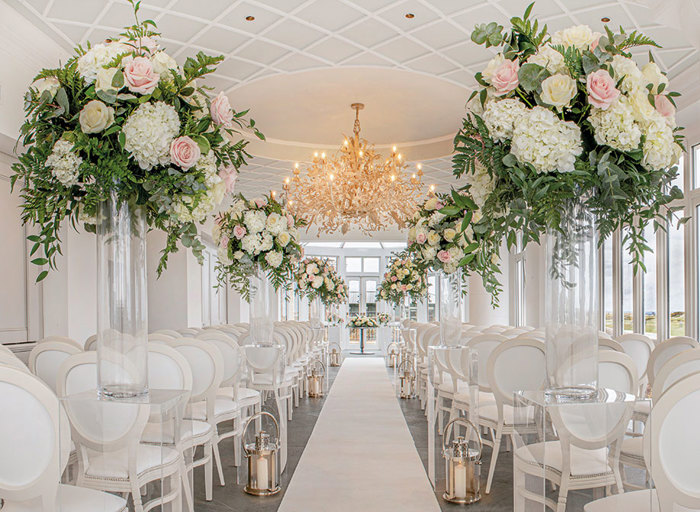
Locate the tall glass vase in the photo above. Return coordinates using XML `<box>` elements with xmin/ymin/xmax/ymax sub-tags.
<box><xmin>545</xmin><ymin>197</ymin><xmax>599</xmax><ymax>400</ymax></box>
<box><xmin>439</xmin><ymin>270</ymin><xmax>462</xmax><ymax>347</ymax></box>
<box><xmin>96</xmin><ymin>192</ymin><xmax>148</xmax><ymax>399</ymax></box>
<box><xmin>309</xmin><ymin>297</ymin><xmax>321</xmax><ymax>328</ymax></box>
<box><xmin>249</xmin><ymin>266</ymin><xmax>275</xmax><ymax>346</ymax></box>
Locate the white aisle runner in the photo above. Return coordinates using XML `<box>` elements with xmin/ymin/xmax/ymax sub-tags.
<box><xmin>278</xmin><ymin>357</ymin><xmax>441</xmax><ymax>512</ymax></box>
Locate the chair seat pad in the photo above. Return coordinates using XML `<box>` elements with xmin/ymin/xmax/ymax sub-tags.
<box><xmin>2</xmin><ymin>484</ymin><xmax>127</xmax><ymax>512</ymax></box>
<box><xmin>515</xmin><ymin>441</ymin><xmax>611</xmax><ymax>477</ymax></box>
<box><xmin>453</xmin><ymin>391</ymin><xmax>496</xmax><ymax>407</ymax></box>
<box><xmin>251</xmin><ymin>374</ymin><xmax>294</xmax><ymax>386</ymax></box>
<box><xmin>437</xmin><ymin>381</ymin><xmax>469</xmax><ymax>394</ymax></box>
<box><xmin>141</xmin><ymin>419</ymin><xmax>211</xmax><ymax>444</ymax></box>
<box><xmin>584</xmin><ymin>489</ymin><xmax>657</xmax><ymax>512</ymax></box>
<box><xmin>188</xmin><ymin>398</ymin><xmax>240</xmax><ymax>421</ymax></box>
<box><xmin>217</xmin><ymin>386</ymin><xmax>261</xmax><ymax>406</ymax></box>
<box><xmin>84</xmin><ymin>445</ymin><xmax>179</xmax><ymax>480</ymax></box>
<box><xmin>479</xmin><ymin>404</ymin><xmax>534</xmax><ymax>425</ymax></box>
<box><xmin>620</xmin><ymin>437</ymin><xmax>644</xmax><ymax>463</ymax></box>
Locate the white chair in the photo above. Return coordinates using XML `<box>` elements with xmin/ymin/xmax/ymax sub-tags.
<box><xmin>585</xmin><ymin>373</ymin><xmax>700</xmax><ymax>512</ymax></box>
<box><xmin>243</xmin><ymin>344</ymin><xmax>290</xmax><ymax>470</ymax></box>
<box><xmin>615</xmin><ymin>333</ymin><xmax>655</xmax><ymax>396</ymax></box>
<box><xmin>56</xmin><ymin>352</ymin><xmax>182</xmax><ymax>512</ymax></box>
<box><xmin>0</xmin><ymin>366</ymin><xmax>128</xmax><ymax>512</ymax></box>
<box><xmin>28</xmin><ymin>341</ymin><xmax>82</xmax><ymax>393</ymax></box>
<box><xmin>0</xmin><ymin>344</ymin><xmax>15</xmax><ymax>357</ymax></box>
<box><xmin>148</xmin><ymin>333</ymin><xmax>177</xmax><ymax>343</ymax></box>
<box><xmin>598</xmin><ymin>350</ymin><xmax>638</xmax><ymax>394</ymax></box>
<box><xmin>599</xmin><ymin>338</ymin><xmax>624</xmax><ymax>352</ymax></box>
<box><xmin>178</xmin><ymin>328</ymin><xmax>201</xmax><ymax>336</ymax></box>
<box><xmin>651</xmin><ymin>348</ymin><xmax>700</xmax><ymax>400</ymax></box>
<box><xmin>38</xmin><ymin>336</ymin><xmax>83</xmax><ymax>350</ymax></box>
<box><xmin>152</xmin><ymin>329</ymin><xmax>182</xmax><ymax>338</ymax></box>
<box><xmin>646</xmin><ymin>336</ymin><xmax>698</xmax><ymax>388</ymax></box>
<box><xmin>84</xmin><ymin>335</ymin><xmax>98</xmax><ymax>351</ymax></box>
<box><xmin>483</xmin><ymin>338</ymin><xmax>546</xmax><ymax>494</ymax></box>
<box><xmin>0</xmin><ymin>352</ymin><xmax>31</xmax><ymax>373</ymax></box>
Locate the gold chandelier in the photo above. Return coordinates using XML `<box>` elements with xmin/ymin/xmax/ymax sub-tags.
<box><xmin>283</xmin><ymin>103</ymin><xmax>428</xmax><ymax>234</ymax></box>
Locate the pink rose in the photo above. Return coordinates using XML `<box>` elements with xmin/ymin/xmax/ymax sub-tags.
<box><xmin>437</xmin><ymin>250</ymin><xmax>451</xmax><ymax>263</ymax></box>
<box><xmin>210</xmin><ymin>92</ymin><xmax>233</xmax><ymax>127</ymax></box>
<box><xmin>123</xmin><ymin>56</ymin><xmax>159</xmax><ymax>95</ymax></box>
<box><xmin>590</xmin><ymin>34</ymin><xmax>601</xmax><ymax>51</ymax></box>
<box><xmin>233</xmin><ymin>225</ymin><xmax>246</xmax><ymax>239</ymax></box>
<box><xmin>491</xmin><ymin>59</ymin><xmax>520</xmax><ymax>96</ymax></box>
<box><xmin>170</xmin><ymin>136</ymin><xmax>201</xmax><ymax>170</ymax></box>
<box><xmin>391</xmin><ymin>276</ymin><xmax>398</xmax><ymax>282</ymax></box>
<box><xmin>655</xmin><ymin>94</ymin><xmax>676</xmax><ymax>119</ymax></box>
<box><xmin>586</xmin><ymin>69</ymin><xmax>619</xmax><ymax>110</ymax></box>
<box><xmin>287</xmin><ymin>214</ymin><xmax>294</xmax><ymax>228</ymax></box>
<box><xmin>401</xmin><ymin>285</ymin><xmax>408</xmax><ymax>292</ymax></box>
<box><xmin>416</xmin><ymin>233</ymin><xmax>427</xmax><ymax>244</ymax></box>
<box><xmin>435</xmin><ymin>202</ymin><xmax>444</xmax><ymax>210</ymax></box>
<box><xmin>254</xmin><ymin>197</ymin><xmax>267</xmax><ymax>208</ymax></box>
<box><xmin>218</xmin><ymin>165</ymin><xmax>237</xmax><ymax>194</ymax></box>
<box><xmin>219</xmin><ymin>235</ymin><xmax>229</xmax><ymax>248</ymax></box>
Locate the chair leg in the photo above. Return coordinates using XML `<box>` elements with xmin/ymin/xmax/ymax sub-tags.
<box><xmin>556</xmin><ymin>478</ymin><xmax>569</xmax><ymax>512</ymax></box>
<box><xmin>513</xmin><ymin>465</ymin><xmax>526</xmax><ymax>512</ymax></box>
<box><xmin>234</xmin><ymin>432</ymin><xmax>242</xmax><ymax>467</ymax></box>
<box><xmin>204</xmin><ymin>441</ymin><xmax>213</xmax><ymax>501</ymax></box>
<box><xmin>180</xmin><ymin>460</ymin><xmax>194</xmax><ymax>512</ymax></box>
<box><xmin>212</xmin><ymin>437</ymin><xmax>226</xmax><ymax>486</ymax></box>
<box><xmin>131</xmin><ymin>479</ymin><xmax>145</xmax><ymax>512</ymax></box>
<box><xmin>485</xmin><ymin>426</ymin><xmax>503</xmax><ymax>494</ymax></box>
<box><xmin>171</xmin><ymin>471</ymin><xmax>183</xmax><ymax>512</ymax></box>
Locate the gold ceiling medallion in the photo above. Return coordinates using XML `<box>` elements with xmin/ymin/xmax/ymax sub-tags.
<box><xmin>283</xmin><ymin>103</ymin><xmax>427</xmax><ymax>235</ymax></box>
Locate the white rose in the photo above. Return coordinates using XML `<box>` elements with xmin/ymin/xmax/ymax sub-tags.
<box><xmin>482</xmin><ymin>53</ymin><xmax>505</xmax><ymax>82</ymax></box>
<box><xmin>265</xmin><ymin>251</ymin><xmax>283</xmax><ymax>268</ymax></box>
<box><xmin>641</xmin><ymin>62</ymin><xmax>669</xmax><ymax>94</ymax></box>
<box><xmin>312</xmin><ymin>276</ymin><xmax>323</xmax><ymax>289</ymax></box>
<box><xmin>217</xmin><ymin>246</ymin><xmax>232</xmax><ymax>266</ymax></box>
<box><xmin>151</xmin><ymin>51</ymin><xmax>178</xmax><ymax>78</ymax></box>
<box><xmin>79</xmin><ymin>99</ymin><xmax>115</xmax><ymax>134</ymax></box>
<box><xmin>428</xmin><ymin>232</ymin><xmax>440</xmax><ymax>246</ymax></box>
<box><xmin>234</xmin><ymin>251</ymin><xmax>244</xmax><ymax>260</ymax></box>
<box><xmin>444</xmin><ymin>228</ymin><xmax>456</xmax><ymax>241</ymax></box>
<box><xmin>277</xmin><ymin>231</ymin><xmax>291</xmax><ymax>247</ymax></box>
<box><xmin>33</xmin><ymin>77</ymin><xmax>60</xmax><ymax>98</ymax></box>
<box><xmin>540</xmin><ymin>74</ymin><xmax>577</xmax><ymax>110</ymax></box>
<box><xmin>526</xmin><ymin>45</ymin><xmax>567</xmax><ymax>75</ymax></box>
<box><xmin>551</xmin><ymin>25</ymin><xmax>601</xmax><ymax>50</ymax></box>
<box><xmin>95</xmin><ymin>67</ymin><xmax>119</xmax><ymax>93</ymax></box>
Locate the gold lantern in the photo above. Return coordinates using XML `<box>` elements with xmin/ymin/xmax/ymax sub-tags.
<box><xmin>242</xmin><ymin>411</ymin><xmax>281</xmax><ymax>496</ymax></box>
<box><xmin>329</xmin><ymin>343</ymin><xmax>341</xmax><ymax>367</ymax></box>
<box><xmin>386</xmin><ymin>342</ymin><xmax>399</xmax><ymax>368</ymax></box>
<box><xmin>442</xmin><ymin>418</ymin><xmax>482</xmax><ymax>505</ymax></box>
<box><xmin>308</xmin><ymin>359</ymin><xmax>326</xmax><ymax>398</ymax></box>
<box><xmin>398</xmin><ymin>359</ymin><xmax>416</xmax><ymax>399</ymax></box>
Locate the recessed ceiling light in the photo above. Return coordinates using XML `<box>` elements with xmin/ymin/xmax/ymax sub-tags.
<box><xmin>405</xmin><ymin>13</ymin><xmax>415</xmax><ymax>19</ymax></box>
<box><xmin>601</xmin><ymin>17</ymin><xmax>610</xmax><ymax>22</ymax></box>
<box><xmin>245</xmin><ymin>15</ymin><xmax>255</xmax><ymax>21</ymax></box>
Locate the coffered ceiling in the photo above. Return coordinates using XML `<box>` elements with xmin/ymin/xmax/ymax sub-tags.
<box><xmin>6</xmin><ymin>0</ymin><xmax>700</xmax><ymax>199</ymax></box>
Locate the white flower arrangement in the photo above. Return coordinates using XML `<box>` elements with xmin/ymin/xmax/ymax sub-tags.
<box><xmin>378</xmin><ymin>256</ymin><xmax>428</xmax><ymax>307</ymax></box>
<box><xmin>295</xmin><ymin>257</ymin><xmax>348</xmax><ymax>306</ymax></box>
<box><xmin>348</xmin><ymin>315</ymin><xmax>379</xmax><ymax>328</ymax></box>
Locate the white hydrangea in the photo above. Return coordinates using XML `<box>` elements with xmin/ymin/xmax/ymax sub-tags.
<box><xmin>46</xmin><ymin>140</ymin><xmax>83</xmax><ymax>187</ymax></box>
<box><xmin>526</xmin><ymin>44</ymin><xmax>567</xmax><ymax>75</ymax></box>
<box><xmin>217</xmin><ymin>245</ymin><xmax>232</xmax><ymax>266</ymax></box>
<box><xmin>642</xmin><ymin>114</ymin><xmax>681</xmax><ymax>171</ymax></box>
<box><xmin>482</xmin><ymin>99</ymin><xmax>528</xmax><ymax>142</ymax></box>
<box><xmin>242</xmin><ymin>233</ymin><xmax>261</xmax><ymax>255</ymax></box>
<box><xmin>229</xmin><ymin>199</ymin><xmax>246</xmax><ymax>217</ymax></box>
<box><xmin>466</xmin><ymin>161</ymin><xmax>495</xmax><ymax>208</ymax></box>
<box><xmin>610</xmin><ymin>55</ymin><xmax>644</xmax><ymax>94</ymax></box>
<box><xmin>123</xmin><ymin>101</ymin><xmax>180</xmax><ymax>170</ymax></box>
<box><xmin>243</xmin><ymin>210</ymin><xmax>267</xmax><ymax>233</ymax></box>
<box><xmin>265</xmin><ymin>251</ymin><xmax>283</xmax><ymax>268</ymax></box>
<box><xmin>259</xmin><ymin>232</ymin><xmax>273</xmax><ymax>252</ymax></box>
<box><xmin>588</xmin><ymin>96</ymin><xmax>642</xmax><ymax>152</ymax></box>
<box><xmin>511</xmin><ymin>106</ymin><xmax>582</xmax><ymax>173</ymax></box>
<box><xmin>77</xmin><ymin>42</ymin><xmax>129</xmax><ymax>83</ymax></box>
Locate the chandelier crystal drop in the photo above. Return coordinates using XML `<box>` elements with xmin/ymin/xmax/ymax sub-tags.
<box><xmin>283</xmin><ymin>103</ymin><xmax>427</xmax><ymax>234</ymax></box>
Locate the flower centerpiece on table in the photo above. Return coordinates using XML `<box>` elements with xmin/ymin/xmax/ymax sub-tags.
<box><xmin>405</xmin><ymin>193</ymin><xmax>476</xmax><ymax>278</ymax></box>
<box><xmin>295</xmin><ymin>257</ymin><xmax>349</xmax><ymax>306</ymax></box>
<box><xmin>11</xmin><ymin>0</ymin><xmax>264</xmax><ymax>280</ymax></box>
<box><xmin>378</xmin><ymin>255</ymin><xmax>428</xmax><ymax>307</ymax></box>
<box><xmin>214</xmin><ymin>193</ymin><xmax>305</xmax><ymax>297</ymax></box>
<box><xmin>452</xmin><ymin>3</ymin><xmax>684</xmax><ymax>299</ymax></box>
<box><xmin>348</xmin><ymin>315</ymin><xmax>379</xmax><ymax>328</ymax></box>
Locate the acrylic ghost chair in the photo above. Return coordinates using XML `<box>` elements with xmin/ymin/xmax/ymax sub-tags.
<box><xmin>56</xmin><ymin>352</ymin><xmax>182</xmax><ymax>512</ymax></box>
<box><xmin>0</xmin><ymin>365</ymin><xmax>128</xmax><ymax>512</ymax></box>
<box><xmin>584</xmin><ymin>372</ymin><xmax>700</xmax><ymax>512</ymax></box>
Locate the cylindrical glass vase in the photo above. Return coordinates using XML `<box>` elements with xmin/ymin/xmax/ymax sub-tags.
<box><xmin>309</xmin><ymin>297</ymin><xmax>321</xmax><ymax>329</ymax></box>
<box><xmin>96</xmin><ymin>192</ymin><xmax>148</xmax><ymax>399</ymax></box>
<box><xmin>545</xmin><ymin>197</ymin><xmax>599</xmax><ymax>400</ymax></box>
<box><xmin>439</xmin><ymin>270</ymin><xmax>462</xmax><ymax>347</ymax></box>
<box><xmin>249</xmin><ymin>266</ymin><xmax>275</xmax><ymax>346</ymax></box>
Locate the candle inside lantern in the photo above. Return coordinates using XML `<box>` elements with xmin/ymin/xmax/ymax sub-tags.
<box><xmin>453</xmin><ymin>461</ymin><xmax>468</xmax><ymax>499</ymax></box>
<box><xmin>256</xmin><ymin>455</ymin><xmax>269</xmax><ymax>489</ymax></box>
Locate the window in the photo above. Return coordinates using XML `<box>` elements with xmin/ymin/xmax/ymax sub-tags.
<box><xmin>621</xmin><ymin>232</ymin><xmax>634</xmax><ymax>333</ymax></box>
<box><xmin>512</xmin><ymin>235</ymin><xmax>526</xmax><ymax>326</ymax></box>
<box><xmin>363</xmin><ymin>257</ymin><xmax>380</xmax><ymax>273</ymax></box>
<box><xmin>643</xmin><ymin>224</ymin><xmax>657</xmax><ymax>336</ymax></box>
<box><xmin>602</xmin><ymin>238</ymin><xmax>614</xmax><ymax>332</ymax></box>
<box><xmin>348</xmin><ymin>279</ymin><xmax>360</xmax><ymax>316</ymax></box>
<box><xmin>346</xmin><ymin>257</ymin><xmax>362</xmax><ymax>273</ymax></box>
<box><xmin>365</xmin><ymin>280</ymin><xmax>377</xmax><ymax>316</ymax></box>
<box><xmin>427</xmin><ymin>275</ymin><xmax>437</xmax><ymax>322</ymax></box>
<box><xmin>673</xmin><ymin>153</ymin><xmax>685</xmax><ymax>191</ymax></box>
<box><xmin>668</xmin><ymin>216</ymin><xmax>685</xmax><ymax>336</ymax></box>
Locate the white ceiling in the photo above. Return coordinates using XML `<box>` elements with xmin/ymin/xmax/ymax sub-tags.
<box><xmin>6</xmin><ymin>0</ymin><xmax>700</xmax><ymax>200</ymax></box>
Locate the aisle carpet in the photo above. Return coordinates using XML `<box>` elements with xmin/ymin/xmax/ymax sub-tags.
<box><xmin>278</xmin><ymin>357</ymin><xmax>441</xmax><ymax>512</ymax></box>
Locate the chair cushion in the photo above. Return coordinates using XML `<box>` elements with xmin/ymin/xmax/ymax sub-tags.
<box><xmin>453</xmin><ymin>391</ymin><xmax>497</xmax><ymax>407</ymax></box>
<box><xmin>140</xmin><ymin>419</ymin><xmax>211</xmax><ymax>444</ymax></box>
<box><xmin>584</xmin><ymin>489</ymin><xmax>657</xmax><ymax>512</ymax></box>
<box><xmin>515</xmin><ymin>441</ymin><xmax>611</xmax><ymax>477</ymax></box>
<box><xmin>187</xmin><ymin>398</ymin><xmax>240</xmax><ymax>421</ymax></box>
<box><xmin>251</xmin><ymin>374</ymin><xmax>294</xmax><ymax>386</ymax></box>
<box><xmin>620</xmin><ymin>437</ymin><xmax>644</xmax><ymax>464</ymax></box>
<box><xmin>84</xmin><ymin>445</ymin><xmax>180</xmax><ymax>480</ymax></box>
<box><xmin>2</xmin><ymin>484</ymin><xmax>127</xmax><ymax>512</ymax></box>
<box><xmin>479</xmin><ymin>404</ymin><xmax>534</xmax><ymax>425</ymax></box>
<box><xmin>217</xmin><ymin>386</ymin><xmax>261</xmax><ymax>407</ymax></box>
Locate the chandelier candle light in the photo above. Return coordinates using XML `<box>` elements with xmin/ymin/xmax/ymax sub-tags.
<box><xmin>284</xmin><ymin>103</ymin><xmax>427</xmax><ymax>234</ymax></box>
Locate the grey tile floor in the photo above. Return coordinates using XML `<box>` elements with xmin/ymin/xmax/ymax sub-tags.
<box><xmin>193</xmin><ymin>357</ymin><xmax>622</xmax><ymax>511</ymax></box>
